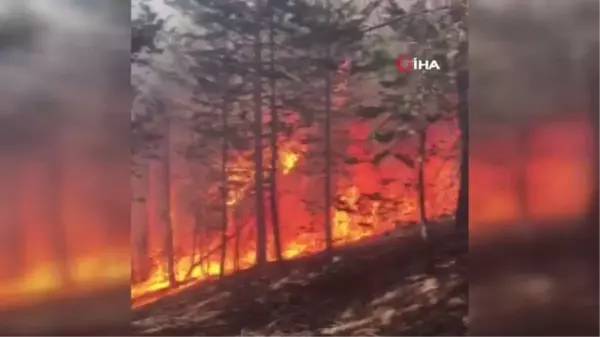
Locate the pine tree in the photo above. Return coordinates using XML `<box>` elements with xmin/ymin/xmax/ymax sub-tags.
<box><xmin>266</xmin><ymin>0</ymin><xmax>283</xmax><ymax>262</ymax></box>
<box><xmin>131</xmin><ymin>100</ymin><xmax>162</xmax><ymax>284</ymax></box>
<box><xmin>280</xmin><ymin>0</ymin><xmax>379</xmax><ymax>251</ymax></box>
<box><xmin>131</xmin><ymin>147</ymin><xmax>151</xmax><ymax>283</ymax></box>
<box><xmin>355</xmin><ymin>0</ymin><xmax>465</xmax><ymax>239</ymax></box>
<box><xmin>163</xmin><ymin>0</ymin><xmax>383</xmax><ymax>268</ymax></box>
<box><xmin>164</xmin><ymin>0</ymin><xmax>272</xmax><ymax>269</ymax></box>
<box><xmin>131</xmin><ymin>0</ymin><xmax>166</xmax><ymax>284</ymax></box>
<box><xmin>252</xmin><ymin>0</ymin><xmax>269</xmax><ymax>266</ymax></box>
<box><xmin>159</xmin><ymin>98</ymin><xmax>177</xmax><ymax>287</ymax></box>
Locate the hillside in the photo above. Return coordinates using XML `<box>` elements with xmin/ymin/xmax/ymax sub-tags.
<box><xmin>133</xmin><ymin>221</ymin><xmax>467</xmax><ymax>336</ymax></box>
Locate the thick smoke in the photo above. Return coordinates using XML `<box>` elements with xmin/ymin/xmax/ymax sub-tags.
<box><xmin>469</xmin><ymin>0</ymin><xmax>599</xmax><ymax>335</ymax></box>
<box><xmin>470</xmin><ymin>0</ymin><xmax>598</xmax><ymax>125</ymax></box>
<box><xmin>0</xmin><ymin>0</ymin><xmax>130</xmax><ymax>334</ymax></box>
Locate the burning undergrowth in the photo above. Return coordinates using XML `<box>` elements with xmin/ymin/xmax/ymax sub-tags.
<box><xmin>130</xmin><ymin>109</ymin><xmax>460</xmax><ymax>307</ymax></box>
<box><xmin>133</xmin><ymin>220</ymin><xmax>468</xmax><ymax>336</ymax></box>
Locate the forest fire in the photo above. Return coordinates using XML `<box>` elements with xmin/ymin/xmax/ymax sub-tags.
<box><xmin>130</xmin><ymin>114</ymin><xmax>461</xmax><ymax>308</ymax></box>
<box><xmin>0</xmin><ymin>116</ymin><xmax>591</xmax><ymax>310</ymax></box>
<box><xmin>0</xmin><ymin>167</ymin><xmax>129</xmax><ymax>309</ymax></box>
<box><xmin>281</xmin><ymin>151</ymin><xmax>300</xmax><ymax>175</ymax></box>
<box><xmin>130</xmin><ymin>111</ymin><xmax>594</xmax><ymax>308</ymax></box>
<box><xmin>4</xmin><ymin>29</ymin><xmax>590</xmax><ymax>314</ymax></box>
<box><xmin>128</xmin><ymin>56</ymin><xmax>461</xmax><ymax>308</ymax></box>
<box><xmin>469</xmin><ymin>115</ymin><xmax>594</xmax><ymax>232</ymax></box>
<box><xmin>1</xmin><ymin>249</ymin><xmax>129</xmax><ymax>308</ymax></box>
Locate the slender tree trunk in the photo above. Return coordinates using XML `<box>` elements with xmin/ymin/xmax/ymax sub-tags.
<box><xmin>186</xmin><ymin>210</ymin><xmax>200</xmax><ymax>279</ymax></box>
<box><xmin>416</xmin><ymin>125</ymin><xmax>435</xmax><ymax>273</ymax></box>
<box><xmin>323</xmin><ymin>0</ymin><xmax>334</xmax><ymax>252</ymax></box>
<box><xmin>253</xmin><ymin>0</ymin><xmax>268</xmax><ymax>266</ymax></box>
<box><xmin>219</xmin><ymin>94</ymin><xmax>230</xmax><ymax>278</ymax></box>
<box><xmin>161</xmin><ymin>103</ymin><xmax>177</xmax><ymax>287</ymax></box>
<box><xmin>417</xmin><ymin>127</ymin><xmax>429</xmax><ymax>241</ymax></box>
<box><xmin>134</xmin><ymin>161</ymin><xmax>151</xmax><ymax>282</ymax></box>
<box><xmin>268</xmin><ymin>7</ymin><xmax>283</xmax><ymax>262</ymax></box>
<box><xmin>455</xmin><ymin>69</ymin><xmax>468</xmax><ymax>231</ymax></box>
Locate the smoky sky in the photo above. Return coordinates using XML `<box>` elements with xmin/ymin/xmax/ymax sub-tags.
<box><xmin>0</xmin><ymin>0</ymin><xmax>131</xmax><ymax>279</ymax></box>
<box><xmin>470</xmin><ymin>0</ymin><xmax>598</xmax><ymax>125</ymax></box>
<box><xmin>0</xmin><ymin>0</ymin><xmax>130</xmax><ymax>154</ymax></box>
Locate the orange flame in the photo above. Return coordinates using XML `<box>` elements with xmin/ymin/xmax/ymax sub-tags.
<box><xmin>130</xmin><ymin>59</ymin><xmax>461</xmax><ymax>307</ymax></box>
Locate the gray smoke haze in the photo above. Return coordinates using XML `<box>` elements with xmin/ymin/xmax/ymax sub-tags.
<box><xmin>0</xmin><ymin>0</ymin><xmax>130</xmax><ymax>334</ymax></box>
<box><xmin>0</xmin><ymin>0</ymin><xmax>128</xmax><ymax>107</ymax></box>
<box><xmin>470</xmin><ymin>0</ymin><xmax>598</xmax><ymax>125</ymax></box>
<box><xmin>469</xmin><ymin>0</ymin><xmax>598</xmax><ymax>335</ymax></box>
<box><xmin>1</xmin><ymin>0</ymin><xmax>130</xmax><ymax>155</ymax></box>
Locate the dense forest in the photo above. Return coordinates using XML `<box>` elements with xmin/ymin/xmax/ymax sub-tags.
<box><xmin>131</xmin><ymin>0</ymin><xmax>468</xmax><ymax>334</ymax></box>
<box><xmin>0</xmin><ymin>0</ymin><xmax>596</xmax><ymax>335</ymax></box>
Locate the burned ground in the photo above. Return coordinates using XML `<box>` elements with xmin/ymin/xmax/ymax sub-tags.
<box><xmin>133</xmin><ymin>221</ymin><xmax>467</xmax><ymax>336</ymax></box>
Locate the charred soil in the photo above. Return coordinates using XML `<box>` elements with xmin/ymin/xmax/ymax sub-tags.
<box><xmin>133</xmin><ymin>221</ymin><xmax>467</xmax><ymax>336</ymax></box>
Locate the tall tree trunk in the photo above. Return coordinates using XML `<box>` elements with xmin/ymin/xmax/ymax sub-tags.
<box><xmin>253</xmin><ymin>0</ymin><xmax>268</xmax><ymax>266</ymax></box>
<box><xmin>455</xmin><ymin>69</ymin><xmax>468</xmax><ymax>231</ymax></box>
<box><xmin>219</xmin><ymin>93</ymin><xmax>230</xmax><ymax>278</ymax></box>
<box><xmin>161</xmin><ymin>103</ymin><xmax>177</xmax><ymax>287</ymax></box>
<box><xmin>417</xmin><ymin>127</ymin><xmax>429</xmax><ymax>241</ymax></box>
<box><xmin>186</xmin><ymin>209</ymin><xmax>201</xmax><ymax>279</ymax></box>
<box><xmin>323</xmin><ymin>0</ymin><xmax>334</xmax><ymax>253</ymax></box>
<box><xmin>139</xmin><ymin>164</ymin><xmax>151</xmax><ymax>281</ymax></box>
<box><xmin>268</xmin><ymin>7</ymin><xmax>283</xmax><ymax>262</ymax></box>
<box><xmin>418</xmin><ymin>126</ymin><xmax>435</xmax><ymax>273</ymax></box>
<box><xmin>133</xmin><ymin>161</ymin><xmax>151</xmax><ymax>282</ymax></box>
